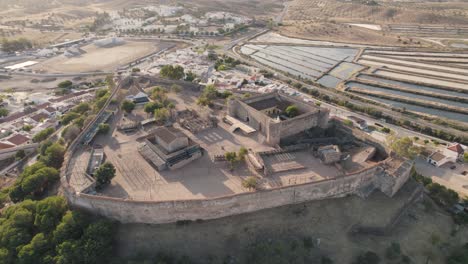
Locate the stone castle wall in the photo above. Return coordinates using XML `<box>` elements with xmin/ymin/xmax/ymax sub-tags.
<box><xmin>64</xmin><ymin>165</ymin><xmax>386</xmax><ymax>224</ymax></box>
<box><xmin>62</xmin><ymin>83</ymin><xmax>411</xmax><ymax>225</ymax></box>
<box><xmin>227</xmin><ymin>93</ymin><xmax>329</xmax><ymax>146</ymax></box>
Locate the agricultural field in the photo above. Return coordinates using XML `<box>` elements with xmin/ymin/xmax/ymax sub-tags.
<box><xmin>240</xmin><ymin>44</ymin><xmax>363</xmax><ymax>85</ymax></box>
<box><xmin>346</xmin><ymin>49</ymin><xmax>468</xmax><ymax>123</ymax></box>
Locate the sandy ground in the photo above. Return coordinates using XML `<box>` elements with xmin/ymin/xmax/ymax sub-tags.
<box><xmin>415</xmin><ymin>157</ymin><xmax>468</xmax><ymax>197</ymax></box>
<box><xmin>116</xmin><ymin>180</ymin><xmax>468</xmax><ymax>263</ymax></box>
<box><xmin>33</xmin><ymin>41</ymin><xmax>167</xmax><ymax>73</ymax></box>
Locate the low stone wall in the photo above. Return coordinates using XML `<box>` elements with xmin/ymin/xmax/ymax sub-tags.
<box><xmin>66</xmin><ymin>166</ymin><xmax>380</xmax><ymax>224</ymax></box>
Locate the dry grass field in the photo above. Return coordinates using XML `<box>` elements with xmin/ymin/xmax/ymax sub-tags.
<box><xmin>285</xmin><ymin>0</ymin><xmax>468</xmax><ymax>25</ymax></box>
<box><xmin>32</xmin><ymin>40</ymin><xmax>166</xmax><ymax>73</ymax></box>
<box><xmin>117</xmin><ymin>181</ymin><xmax>468</xmax><ymax>263</ymax></box>
<box><xmin>279</xmin><ymin>22</ymin><xmax>428</xmax><ymax>47</ymax></box>
<box><xmin>0</xmin><ymin>29</ymin><xmax>84</xmax><ymax>46</ymax></box>
<box><xmin>279</xmin><ymin>0</ymin><xmax>468</xmax><ymax>46</ymax></box>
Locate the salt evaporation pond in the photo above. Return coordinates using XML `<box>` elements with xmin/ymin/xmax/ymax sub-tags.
<box><xmin>365</xmin><ymin>96</ymin><xmax>468</xmax><ymax>123</ymax></box>
<box><xmin>347</xmin><ymin>82</ymin><xmax>468</xmax><ymax>109</ymax></box>
<box><xmin>357</xmin><ymin>75</ymin><xmax>468</xmax><ymax>99</ymax></box>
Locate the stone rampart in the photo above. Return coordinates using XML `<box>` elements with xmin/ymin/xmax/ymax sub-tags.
<box><xmin>62</xmin><ymin>77</ymin><xmax>411</xmax><ymax>225</ymax></box>
<box><xmin>65</xmin><ymin>166</ymin><xmax>381</xmax><ymax>224</ymax></box>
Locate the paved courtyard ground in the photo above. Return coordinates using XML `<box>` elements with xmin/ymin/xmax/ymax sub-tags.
<box><xmin>98</xmin><ymin>117</ymin><xmax>275</xmax><ymax>201</ymax></box>
<box><xmin>415</xmin><ymin>157</ymin><xmax>468</xmax><ymax>196</ymax></box>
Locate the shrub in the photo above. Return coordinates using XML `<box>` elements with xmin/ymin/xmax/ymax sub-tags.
<box><xmin>98</xmin><ymin>123</ymin><xmax>110</xmax><ymax>134</ymax></box>
<box><xmin>242</xmin><ymin>176</ymin><xmax>258</xmax><ymax>190</ymax></box>
<box><xmin>160</xmin><ymin>65</ymin><xmax>184</xmax><ymax>80</ymax></box>
<box><xmin>94</xmin><ymin>162</ymin><xmax>116</xmax><ymax>189</ymax></box>
<box><xmin>285</xmin><ymin>105</ymin><xmax>299</xmax><ymax>118</ymax></box>
<box><xmin>58</xmin><ymin>80</ymin><xmax>73</xmax><ymax>89</ymax></box>
<box><xmin>15</xmin><ymin>150</ymin><xmax>26</xmax><ymax>160</ymax></box>
<box><xmin>0</xmin><ymin>107</ymin><xmax>8</xmax><ymax>117</ymax></box>
<box><xmin>22</xmin><ymin>124</ymin><xmax>33</xmax><ymax>131</ymax></box>
<box><xmin>32</xmin><ymin>128</ymin><xmax>55</xmax><ymax>143</ymax></box>
<box><xmin>121</xmin><ymin>100</ymin><xmax>135</xmax><ymax>113</ymax></box>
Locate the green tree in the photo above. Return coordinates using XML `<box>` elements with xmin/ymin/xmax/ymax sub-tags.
<box><xmin>225</xmin><ymin>152</ymin><xmax>237</xmax><ymax>170</ymax></box>
<box><xmin>61</xmin><ymin>112</ymin><xmax>81</xmax><ymax>125</ymax></box>
<box><xmin>72</xmin><ymin>103</ymin><xmax>90</xmax><ymax>114</ymax></box>
<box><xmin>55</xmin><ymin>240</ymin><xmax>83</xmax><ymax>264</ymax></box>
<box><xmin>121</xmin><ymin>100</ymin><xmax>135</xmax><ymax>113</ymax></box>
<box><xmin>0</xmin><ymin>108</ymin><xmax>9</xmax><ymax>117</ymax></box>
<box><xmin>32</xmin><ymin>128</ymin><xmax>55</xmax><ymax>143</ymax></box>
<box><xmin>34</xmin><ymin>196</ymin><xmax>68</xmax><ymax>233</ymax></box>
<box><xmin>40</xmin><ymin>143</ymin><xmax>65</xmax><ymax>169</ymax></box>
<box><xmin>285</xmin><ymin>105</ymin><xmax>299</xmax><ymax>118</ymax></box>
<box><xmin>184</xmin><ymin>72</ymin><xmax>196</xmax><ymax>82</ymax></box>
<box><xmin>1</xmin><ymin>38</ymin><xmax>32</xmax><ymax>53</ymax></box>
<box><xmin>0</xmin><ymin>248</ymin><xmax>8</xmax><ymax>263</ymax></box>
<box><xmin>150</xmin><ymin>86</ymin><xmax>168</xmax><ymax>102</ymax></box>
<box><xmin>94</xmin><ymin>162</ymin><xmax>116</xmax><ymax>189</ymax></box>
<box><xmin>160</xmin><ymin>65</ymin><xmax>184</xmax><ymax>80</ymax></box>
<box><xmin>20</xmin><ymin>167</ymin><xmax>59</xmax><ymax>196</ymax></box>
<box><xmin>22</xmin><ymin>124</ymin><xmax>33</xmax><ymax>131</ymax></box>
<box><xmin>238</xmin><ymin>147</ymin><xmax>248</xmax><ymax>160</ymax></box>
<box><xmin>39</xmin><ymin>141</ymin><xmax>53</xmax><ymax>156</ymax></box>
<box><xmin>17</xmin><ymin>233</ymin><xmax>50</xmax><ymax>264</ymax></box>
<box><xmin>53</xmin><ymin>211</ymin><xmax>88</xmax><ymax>245</ymax></box>
<box><xmin>154</xmin><ymin>108</ymin><xmax>169</xmax><ymax>123</ymax></box>
<box><xmin>197</xmin><ymin>84</ymin><xmax>219</xmax><ymax>107</ymax></box>
<box><xmin>98</xmin><ymin>123</ymin><xmax>110</xmax><ymax>134</ymax></box>
<box><xmin>80</xmin><ymin>220</ymin><xmax>115</xmax><ymax>264</ymax></box>
<box><xmin>95</xmin><ymin>94</ymin><xmax>110</xmax><ymax>110</ymax></box>
<box><xmin>389</xmin><ymin>136</ymin><xmax>421</xmax><ymax>159</ymax></box>
<box><xmin>95</xmin><ymin>89</ymin><xmax>109</xmax><ymax>99</ymax></box>
<box><xmin>131</xmin><ymin>67</ymin><xmax>140</xmax><ymax>73</ymax></box>
<box><xmin>144</xmin><ymin>102</ymin><xmax>161</xmax><ymax>114</ymax></box>
<box><xmin>58</xmin><ymin>80</ymin><xmax>73</xmax><ymax>89</ymax></box>
<box><xmin>15</xmin><ymin>150</ymin><xmax>26</xmax><ymax>161</ymax></box>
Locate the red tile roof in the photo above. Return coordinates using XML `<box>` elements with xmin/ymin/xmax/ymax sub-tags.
<box><xmin>7</xmin><ymin>134</ymin><xmax>30</xmax><ymax>146</ymax></box>
<box><xmin>447</xmin><ymin>143</ymin><xmax>464</xmax><ymax>154</ymax></box>
<box><xmin>0</xmin><ymin>142</ymin><xmax>14</xmax><ymax>150</ymax></box>
<box><xmin>0</xmin><ymin>103</ymin><xmax>49</xmax><ymax>124</ymax></box>
<box><xmin>45</xmin><ymin>106</ymin><xmax>56</xmax><ymax>113</ymax></box>
<box><xmin>30</xmin><ymin>112</ymin><xmax>49</xmax><ymax>123</ymax></box>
